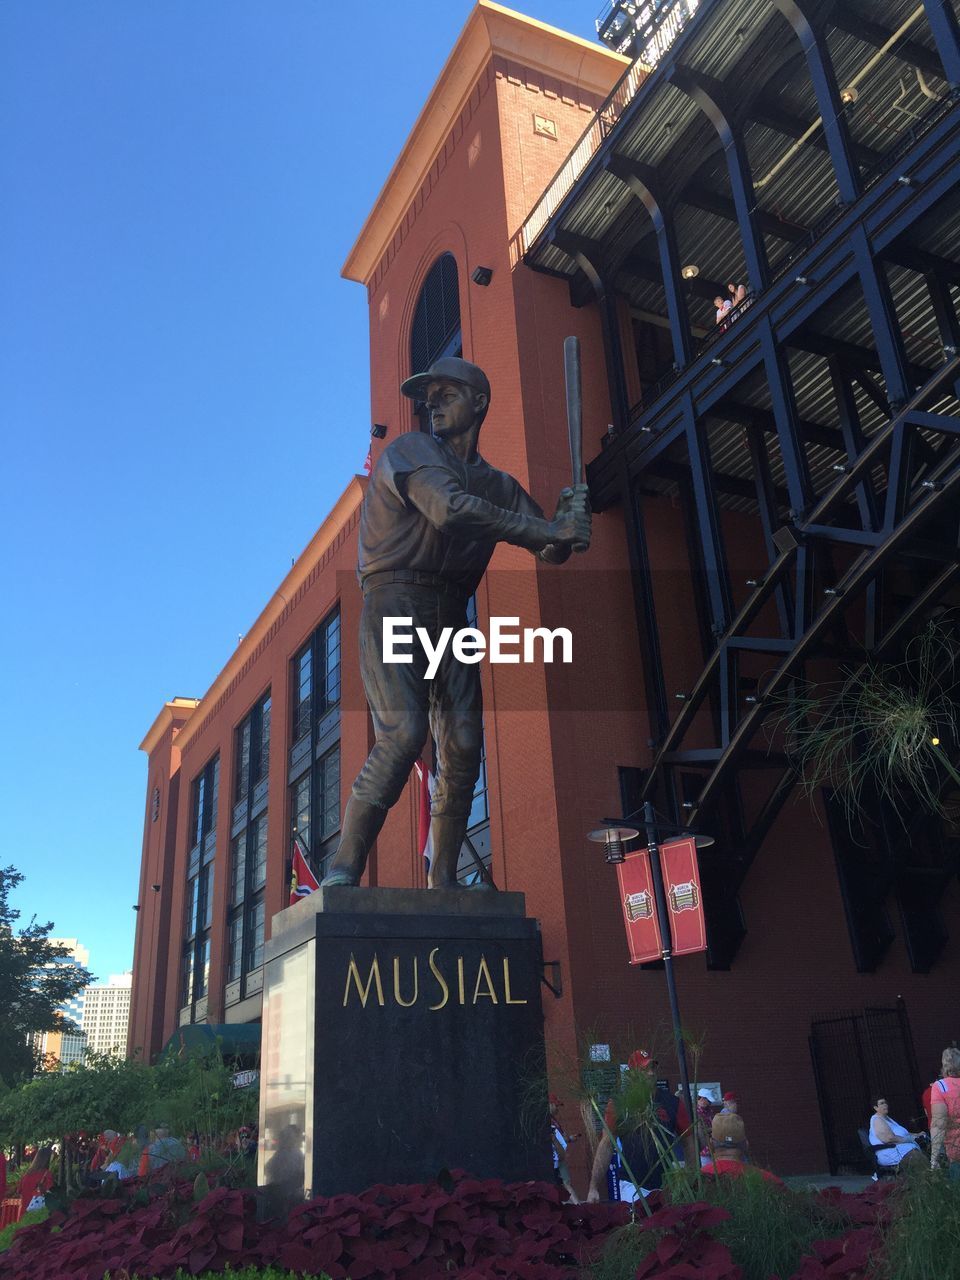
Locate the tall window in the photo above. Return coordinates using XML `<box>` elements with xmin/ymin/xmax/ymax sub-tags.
<box><xmin>181</xmin><ymin>755</ymin><xmax>219</xmax><ymax>1011</ymax></box>
<box><xmin>410</xmin><ymin>253</ymin><xmax>461</xmax><ymax>432</ymax></box>
<box><xmin>289</xmin><ymin>609</ymin><xmax>342</xmax><ymax>881</ymax></box>
<box><xmin>225</xmin><ymin>692</ymin><xmax>271</xmax><ymax>1002</ymax></box>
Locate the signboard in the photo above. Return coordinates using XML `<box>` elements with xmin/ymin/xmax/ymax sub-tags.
<box><xmin>660</xmin><ymin>837</ymin><xmax>707</xmax><ymax>957</ymax></box>
<box><xmin>616</xmin><ymin>847</ymin><xmax>663</xmax><ymax>965</ymax></box>
<box><xmin>615</xmin><ymin>837</ymin><xmax>707</xmax><ymax>964</ymax></box>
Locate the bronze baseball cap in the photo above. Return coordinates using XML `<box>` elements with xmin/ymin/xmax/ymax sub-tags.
<box><xmin>400</xmin><ymin>356</ymin><xmax>491</xmax><ymax>403</ymax></box>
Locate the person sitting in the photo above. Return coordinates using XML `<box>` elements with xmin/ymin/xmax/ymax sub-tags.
<box><xmin>18</xmin><ymin>1147</ymin><xmax>53</xmax><ymax>1217</ymax></box>
<box><xmin>702</xmin><ymin>1114</ymin><xmax>782</xmax><ymax>1185</ymax></box>
<box><xmin>145</xmin><ymin>1125</ymin><xmax>186</xmax><ymax>1172</ymax></box>
<box><xmin>869</xmin><ymin>1096</ymin><xmax>925</xmax><ymax>1171</ymax></box>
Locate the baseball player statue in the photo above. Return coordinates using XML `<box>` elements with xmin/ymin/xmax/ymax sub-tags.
<box><xmin>321</xmin><ymin>355</ymin><xmax>591</xmax><ymax>890</ymax></box>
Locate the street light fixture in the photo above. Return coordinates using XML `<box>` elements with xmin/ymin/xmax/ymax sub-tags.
<box><xmin>589</xmin><ymin>802</ymin><xmax>714</xmax><ymax>1118</ymax></box>
<box><xmin>587</xmin><ymin>824</ymin><xmax>639</xmax><ymax>863</ymax></box>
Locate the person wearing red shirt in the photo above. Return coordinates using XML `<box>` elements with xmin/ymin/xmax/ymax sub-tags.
<box><xmin>18</xmin><ymin>1147</ymin><xmax>52</xmax><ymax>1217</ymax></box>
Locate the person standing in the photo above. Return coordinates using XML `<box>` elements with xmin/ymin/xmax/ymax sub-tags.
<box><xmin>930</xmin><ymin>1046</ymin><xmax>960</xmax><ymax>1179</ymax></box>
<box><xmin>586</xmin><ymin>1050</ymin><xmax>697</xmax><ymax>1201</ymax></box>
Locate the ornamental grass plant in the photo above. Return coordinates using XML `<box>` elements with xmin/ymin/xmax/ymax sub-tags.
<box><xmin>879</xmin><ymin>1164</ymin><xmax>960</xmax><ymax>1280</ymax></box>
<box><xmin>764</xmin><ymin>619</ymin><xmax>960</xmax><ymax>826</ymax></box>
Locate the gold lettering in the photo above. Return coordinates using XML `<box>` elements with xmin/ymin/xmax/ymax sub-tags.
<box><xmin>472</xmin><ymin>954</ymin><xmax>499</xmax><ymax>1004</ymax></box>
<box><xmin>457</xmin><ymin>955</ymin><xmax>466</xmax><ymax>1005</ymax></box>
<box><xmin>503</xmin><ymin>957</ymin><xmax>527</xmax><ymax>1004</ymax></box>
<box><xmin>342</xmin><ymin>953</ymin><xmax>384</xmax><ymax>1008</ymax></box>
<box><xmin>428</xmin><ymin>947</ymin><xmax>449</xmax><ymax>1010</ymax></box>
<box><xmin>393</xmin><ymin>955</ymin><xmax>419</xmax><ymax>1008</ymax></box>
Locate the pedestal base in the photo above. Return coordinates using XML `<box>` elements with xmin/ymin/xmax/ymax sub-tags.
<box><xmin>258</xmin><ymin>887</ymin><xmax>552</xmax><ymax>1198</ymax></box>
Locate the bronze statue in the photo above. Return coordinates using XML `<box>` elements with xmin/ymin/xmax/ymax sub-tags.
<box><xmin>321</xmin><ymin>356</ymin><xmax>591</xmax><ymax>889</ymax></box>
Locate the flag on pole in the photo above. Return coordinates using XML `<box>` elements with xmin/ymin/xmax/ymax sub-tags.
<box><xmin>289</xmin><ymin>835</ymin><xmax>321</xmax><ymax>907</ymax></box>
<box><xmin>414</xmin><ymin>758</ymin><xmax>434</xmax><ymax>871</ymax></box>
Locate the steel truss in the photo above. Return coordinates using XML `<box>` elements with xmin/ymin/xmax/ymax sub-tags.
<box><xmin>528</xmin><ymin>0</ymin><xmax>960</xmax><ymax>969</ymax></box>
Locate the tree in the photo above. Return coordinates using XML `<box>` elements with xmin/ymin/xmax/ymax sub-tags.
<box><xmin>0</xmin><ymin>865</ymin><xmax>94</xmax><ymax>1084</ymax></box>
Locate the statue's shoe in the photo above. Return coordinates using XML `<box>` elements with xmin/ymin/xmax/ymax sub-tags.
<box><xmin>320</xmin><ymin>868</ymin><xmax>361</xmax><ymax>888</ymax></box>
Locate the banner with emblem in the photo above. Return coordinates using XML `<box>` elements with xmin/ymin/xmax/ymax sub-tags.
<box><xmin>615</xmin><ymin>848</ymin><xmax>663</xmax><ymax>965</ymax></box>
<box><xmin>659</xmin><ymin>836</ymin><xmax>707</xmax><ymax>956</ymax></box>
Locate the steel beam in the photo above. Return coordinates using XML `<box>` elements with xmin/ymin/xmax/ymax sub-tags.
<box><xmin>666</xmin><ymin>65</ymin><xmax>770</xmax><ymax>290</ymax></box>
<box><xmin>760</xmin><ymin>318</ymin><xmax>815</xmax><ymax>514</ymax></box>
<box><xmin>923</xmin><ymin>0</ymin><xmax>960</xmax><ymax>87</ymax></box>
<box><xmin>605</xmin><ymin>154</ymin><xmax>694</xmax><ymax>367</ymax></box>
<box><xmin>770</xmin><ymin>0</ymin><xmax>862</xmax><ymax>203</ymax></box>
<box><xmin>551</xmin><ymin>229</ymin><xmax>632</xmax><ymax>433</ymax></box>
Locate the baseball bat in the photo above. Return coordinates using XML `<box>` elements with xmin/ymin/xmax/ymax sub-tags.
<box><xmin>563</xmin><ymin>335</ymin><xmax>588</xmax><ymax>552</ymax></box>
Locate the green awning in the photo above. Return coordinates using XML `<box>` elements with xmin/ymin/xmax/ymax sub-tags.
<box><xmin>161</xmin><ymin>1023</ymin><xmax>261</xmax><ymax>1060</ymax></box>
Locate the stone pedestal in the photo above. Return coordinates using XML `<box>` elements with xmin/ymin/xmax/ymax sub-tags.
<box><xmin>257</xmin><ymin>887</ymin><xmax>552</xmax><ymax>1199</ymax></box>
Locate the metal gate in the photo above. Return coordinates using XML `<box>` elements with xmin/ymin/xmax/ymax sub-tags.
<box><xmin>809</xmin><ymin>1000</ymin><xmax>922</xmax><ymax>1175</ymax></box>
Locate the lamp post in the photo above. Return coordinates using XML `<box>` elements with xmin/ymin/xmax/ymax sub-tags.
<box><xmin>642</xmin><ymin>801</ymin><xmax>693</xmax><ymax>1118</ymax></box>
<box><xmin>589</xmin><ymin>804</ymin><xmax>714</xmax><ymax>1122</ymax></box>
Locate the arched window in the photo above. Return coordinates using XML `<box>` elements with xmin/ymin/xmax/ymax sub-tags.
<box><xmin>410</xmin><ymin>253</ymin><xmax>461</xmax><ymax>431</ymax></box>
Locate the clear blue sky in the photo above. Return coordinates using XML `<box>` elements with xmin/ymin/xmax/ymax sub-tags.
<box><xmin>0</xmin><ymin>0</ymin><xmax>606</xmax><ymax>982</ymax></box>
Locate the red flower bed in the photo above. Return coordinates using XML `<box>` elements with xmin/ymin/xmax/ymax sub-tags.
<box><xmin>633</xmin><ymin>1202</ymin><xmax>743</xmax><ymax>1280</ymax></box>
<box><xmin>0</xmin><ymin>1174</ymin><xmax>627</xmax><ymax>1280</ymax></box>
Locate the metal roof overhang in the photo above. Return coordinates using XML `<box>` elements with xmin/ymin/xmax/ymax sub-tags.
<box><xmin>520</xmin><ymin>0</ymin><xmax>959</xmax><ymax>516</ymax></box>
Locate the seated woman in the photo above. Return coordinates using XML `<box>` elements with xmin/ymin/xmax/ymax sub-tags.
<box><xmin>869</xmin><ymin>1096</ymin><xmax>925</xmax><ymax>1170</ymax></box>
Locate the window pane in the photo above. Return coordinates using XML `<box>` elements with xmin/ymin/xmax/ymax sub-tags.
<box><xmin>181</xmin><ymin>946</ymin><xmax>195</xmax><ymax>1006</ymax></box>
<box><xmin>196</xmin><ymin>935</ymin><xmax>210</xmax><ymax>998</ymax></box>
<box><xmin>295</xmin><ymin>648</ymin><xmax>312</xmax><ymax>740</ymax></box>
<box><xmin>187</xmin><ymin>874</ymin><xmax>200</xmax><ymax>938</ymax></box>
<box><xmin>247</xmin><ymin>899</ymin><xmax>265</xmax><ymax>972</ymax></box>
<box><xmin>320</xmin><ymin>745</ymin><xmax>341</xmax><ymax>841</ymax></box>
<box><xmin>230</xmin><ymin>835</ymin><xmax>246</xmax><ymax>907</ymax></box>
<box><xmin>193</xmin><ymin>775</ymin><xmax>205</xmax><ymax>847</ymax></box>
<box><xmin>259</xmin><ymin>696</ymin><xmax>271</xmax><ymax>781</ymax></box>
<box><xmin>236</xmin><ymin>720</ymin><xmax>251</xmax><ymax>801</ymax></box>
<box><xmin>208</xmin><ymin>758</ymin><xmax>220</xmax><ymax>835</ymax></box>
<box><xmin>202</xmin><ymin>864</ymin><xmax>214</xmax><ymax>930</ymax></box>
<box><xmin>291</xmin><ymin>773</ymin><xmax>311</xmax><ymax>855</ymax></box>
<box><xmin>251</xmin><ymin>813</ymin><xmax>268</xmax><ymax>890</ymax></box>
<box><xmin>324</xmin><ymin>613</ymin><xmax>341</xmax><ymax>709</ymax></box>
<box><xmin>227</xmin><ymin>916</ymin><xmax>243</xmax><ymax>983</ymax></box>
<box><xmin>468</xmin><ymin>740</ymin><xmax>488</xmax><ymax>830</ymax></box>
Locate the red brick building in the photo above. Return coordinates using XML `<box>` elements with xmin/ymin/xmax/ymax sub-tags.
<box><xmin>131</xmin><ymin>0</ymin><xmax>960</xmax><ymax>1176</ymax></box>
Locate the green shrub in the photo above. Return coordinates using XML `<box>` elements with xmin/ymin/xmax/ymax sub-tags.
<box><xmin>0</xmin><ymin>1205</ymin><xmax>51</xmax><ymax>1252</ymax></box>
<box><xmin>880</xmin><ymin>1166</ymin><xmax>960</xmax><ymax>1280</ymax></box>
<box><xmin>590</xmin><ymin>1219</ymin><xmax>658</xmax><ymax>1280</ymax></box>
<box><xmin>699</xmin><ymin>1169</ymin><xmax>852</xmax><ymax>1280</ymax></box>
<box><xmin>591</xmin><ymin>1172</ymin><xmax>854</xmax><ymax>1280</ymax></box>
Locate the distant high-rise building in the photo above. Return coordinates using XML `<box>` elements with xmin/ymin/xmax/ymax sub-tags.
<box><xmin>35</xmin><ymin>938</ymin><xmax>90</xmax><ymax>1068</ymax></box>
<box><xmin>81</xmin><ymin>973</ymin><xmax>133</xmax><ymax>1058</ymax></box>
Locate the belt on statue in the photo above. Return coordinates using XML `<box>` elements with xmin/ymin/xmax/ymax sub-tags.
<box><xmin>362</xmin><ymin>569</ymin><xmax>470</xmax><ymax>599</ymax></box>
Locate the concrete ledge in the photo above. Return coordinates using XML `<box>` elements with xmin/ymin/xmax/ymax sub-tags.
<box><xmin>273</xmin><ymin>885</ymin><xmax>526</xmax><ymax>936</ymax></box>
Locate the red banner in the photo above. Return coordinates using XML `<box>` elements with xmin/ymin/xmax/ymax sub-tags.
<box><xmin>616</xmin><ymin>849</ymin><xmax>662</xmax><ymax>965</ymax></box>
<box><xmin>660</xmin><ymin>837</ymin><xmax>707</xmax><ymax>956</ymax></box>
